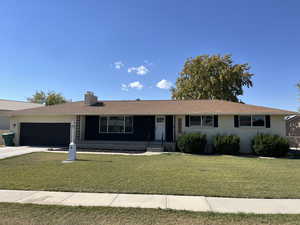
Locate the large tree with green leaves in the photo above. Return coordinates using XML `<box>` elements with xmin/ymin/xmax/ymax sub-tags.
<box><xmin>27</xmin><ymin>91</ymin><xmax>67</xmax><ymax>106</ymax></box>
<box><xmin>297</xmin><ymin>81</ymin><xmax>300</xmax><ymax>112</ymax></box>
<box><xmin>171</xmin><ymin>54</ymin><xmax>253</xmax><ymax>102</ymax></box>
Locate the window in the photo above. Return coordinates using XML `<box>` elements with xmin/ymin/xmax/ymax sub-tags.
<box><xmin>190</xmin><ymin>115</ymin><xmax>214</xmax><ymax>127</ymax></box>
<box><xmin>99</xmin><ymin>116</ymin><xmax>133</xmax><ymax>133</ymax></box>
<box><xmin>108</xmin><ymin>116</ymin><xmax>124</xmax><ymax>132</ymax></box>
<box><xmin>239</xmin><ymin>115</ymin><xmax>252</xmax><ymax>126</ymax></box>
<box><xmin>202</xmin><ymin>116</ymin><xmax>213</xmax><ymax>127</ymax></box>
<box><xmin>100</xmin><ymin>117</ymin><xmax>108</xmax><ymax>132</ymax></box>
<box><xmin>156</xmin><ymin>117</ymin><xmax>164</xmax><ymax>123</ymax></box>
<box><xmin>239</xmin><ymin>115</ymin><xmax>265</xmax><ymax>127</ymax></box>
<box><xmin>252</xmin><ymin>115</ymin><xmax>265</xmax><ymax>127</ymax></box>
<box><xmin>190</xmin><ymin>116</ymin><xmax>201</xmax><ymax>126</ymax></box>
<box><xmin>125</xmin><ymin>116</ymin><xmax>133</xmax><ymax>133</ymax></box>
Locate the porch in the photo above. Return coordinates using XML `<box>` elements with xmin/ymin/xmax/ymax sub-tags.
<box><xmin>74</xmin><ymin>115</ymin><xmax>177</xmax><ymax>152</ymax></box>
<box><xmin>76</xmin><ymin>140</ymin><xmax>176</xmax><ymax>152</ymax></box>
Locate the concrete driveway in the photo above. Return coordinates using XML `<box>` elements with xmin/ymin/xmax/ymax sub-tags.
<box><xmin>0</xmin><ymin>146</ymin><xmax>47</xmax><ymax>160</ymax></box>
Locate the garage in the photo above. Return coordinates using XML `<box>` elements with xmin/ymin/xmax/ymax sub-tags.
<box><xmin>20</xmin><ymin>123</ymin><xmax>70</xmax><ymax>147</ymax></box>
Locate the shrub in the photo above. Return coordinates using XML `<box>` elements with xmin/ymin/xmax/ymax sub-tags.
<box><xmin>213</xmin><ymin>135</ymin><xmax>240</xmax><ymax>155</ymax></box>
<box><xmin>177</xmin><ymin>133</ymin><xmax>207</xmax><ymax>154</ymax></box>
<box><xmin>252</xmin><ymin>134</ymin><xmax>289</xmax><ymax>157</ymax></box>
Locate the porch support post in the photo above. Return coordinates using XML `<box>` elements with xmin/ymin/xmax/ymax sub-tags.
<box><xmin>79</xmin><ymin>115</ymin><xmax>85</xmax><ymax>141</ymax></box>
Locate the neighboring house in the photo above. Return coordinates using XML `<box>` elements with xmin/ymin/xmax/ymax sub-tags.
<box><xmin>0</xmin><ymin>99</ymin><xmax>42</xmax><ymax>130</ymax></box>
<box><xmin>286</xmin><ymin>116</ymin><xmax>300</xmax><ymax>136</ymax></box>
<box><xmin>8</xmin><ymin>92</ymin><xmax>298</xmax><ymax>153</ymax></box>
<box><xmin>286</xmin><ymin>115</ymin><xmax>300</xmax><ymax>148</ymax></box>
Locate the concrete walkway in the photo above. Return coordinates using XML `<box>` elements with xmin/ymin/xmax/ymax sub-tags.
<box><xmin>50</xmin><ymin>150</ymin><xmax>164</xmax><ymax>156</ymax></box>
<box><xmin>0</xmin><ymin>146</ymin><xmax>47</xmax><ymax>159</ymax></box>
<box><xmin>0</xmin><ymin>146</ymin><xmax>164</xmax><ymax>159</ymax></box>
<box><xmin>1</xmin><ymin>190</ymin><xmax>300</xmax><ymax>214</ymax></box>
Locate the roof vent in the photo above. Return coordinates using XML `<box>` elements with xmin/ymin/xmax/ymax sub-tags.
<box><xmin>84</xmin><ymin>91</ymin><xmax>98</xmax><ymax>106</ymax></box>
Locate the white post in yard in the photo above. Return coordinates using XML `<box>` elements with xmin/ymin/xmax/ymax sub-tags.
<box><xmin>68</xmin><ymin>120</ymin><xmax>77</xmax><ymax>161</ymax></box>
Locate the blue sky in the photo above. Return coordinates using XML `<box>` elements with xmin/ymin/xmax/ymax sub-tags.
<box><xmin>0</xmin><ymin>0</ymin><xmax>299</xmax><ymax>111</ymax></box>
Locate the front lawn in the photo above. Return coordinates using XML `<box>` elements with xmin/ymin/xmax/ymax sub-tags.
<box><xmin>0</xmin><ymin>152</ymin><xmax>300</xmax><ymax>198</ymax></box>
<box><xmin>1</xmin><ymin>203</ymin><xmax>300</xmax><ymax>225</ymax></box>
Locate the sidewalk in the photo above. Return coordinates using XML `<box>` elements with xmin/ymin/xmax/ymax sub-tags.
<box><xmin>1</xmin><ymin>190</ymin><xmax>300</xmax><ymax>214</ymax></box>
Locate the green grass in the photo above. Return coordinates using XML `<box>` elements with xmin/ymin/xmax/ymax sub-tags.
<box><xmin>0</xmin><ymin>152</ymin><xmax>300</xmax><ymax>198</ymax></box>
<box><xmin>1</xmin><ymin>203</ymin><xmax>300</xmax><ymax>225</ymax></box>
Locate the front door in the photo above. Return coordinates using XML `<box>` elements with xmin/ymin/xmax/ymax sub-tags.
<box><xmin>155</xmin><ymin>116</ymin><xmax>165</xmax><ymax>141</ymax></box>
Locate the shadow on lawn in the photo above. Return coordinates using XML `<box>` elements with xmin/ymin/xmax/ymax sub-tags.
<box><xmin>75</xmin><ymin>159</ymin><xmax>113</xmax><ymax>163</ymax></box>
<box><xmin>74</xmin><ymin>159</ymin><xmax>93</xmax><ymax>162</ymax></box>
<box><xmin>174</xmin><ymin>150</ymin><xmax>300</xmax><ymax>160</ymax></box>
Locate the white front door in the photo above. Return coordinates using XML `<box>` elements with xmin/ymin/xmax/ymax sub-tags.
<box><xmin>155</xmin><ymin>116</ymin><xmax>165</xmax><ymax>141</ymax></box>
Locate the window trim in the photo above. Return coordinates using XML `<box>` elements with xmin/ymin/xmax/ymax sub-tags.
<box><xmin>238</xmin><ymin>115</ymin><xmax>266</xmax><ymax>128</ymax></box>
<box><xmin>99</xmin><ymin>116</ymin><xmax>134</xmax><ymax>134</ymax></box>
<box><xmin>189</xmin><ymin>115</ymin><xmax>214</xmax><ymax>128</ymax></box>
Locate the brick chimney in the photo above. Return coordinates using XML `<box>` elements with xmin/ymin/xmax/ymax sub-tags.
<box><xmin>84</xmin><ymin>91</ymin><xmax>98</xmax><ymax>106</ymax></box>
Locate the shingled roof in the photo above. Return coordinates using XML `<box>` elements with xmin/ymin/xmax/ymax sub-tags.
<box><xmin>8</xmin><ymin>100</ymin><xmax>297</xmax><ymax>116</ymax></box>
<box><xmin>0</xmin><ymin>99</ymin><xmax>42</xmax><ymax>111</ymax></box>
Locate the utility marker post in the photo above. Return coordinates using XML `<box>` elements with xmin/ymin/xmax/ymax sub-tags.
<box><xmin>69</xmin><ymin>120</ymin><xmax>77</xmax><ymax>160</ymax></box>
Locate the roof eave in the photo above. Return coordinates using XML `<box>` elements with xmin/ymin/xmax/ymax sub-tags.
<box><xmin>9</xmin><ymin>112</ymin><xmax>299</xmax><ymax>116</ymax></box>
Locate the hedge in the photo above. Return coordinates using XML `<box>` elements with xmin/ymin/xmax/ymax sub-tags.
<box><xmin>213</xmin><ymin>134</ymin><xmax>240</xmax><ymax>155</ymax></box>
<box><xmin>177</xmin><ymin>133</ymin><xmax>207</xmax><ymax>154</ymax></box>
<box><xmin>252</xmin><ymin>133</ymin><xmax>289</xmax><ymax>157</ymax></box>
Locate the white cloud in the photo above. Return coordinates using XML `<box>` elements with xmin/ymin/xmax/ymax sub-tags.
<box><xmin>121</xmin><ymin>81</ymin><xmax>144</xmax><ymax>91</ymax></box>
<box><xmin>129</xmin><ymin>81</ymin><xmax>144</xmax><ymax>90</ymax></box>
<box><xmin>114</xmin><ymin>61</ymin><xmax>124</xmax><ymax>69</ymax></box>
<box><xmin>121</xmin><ymin>84</ymin><xmax>128</xmax><ymax>91</ymax></box>
<box><xmin>128</xmin><ymin>65</ymin><xmax>149</xmax><ymax>75</ymax></box>
<box><xmin>156</xmin><ymin>79</ymin><xmax>173</xmax><ymax>90</ymax></box>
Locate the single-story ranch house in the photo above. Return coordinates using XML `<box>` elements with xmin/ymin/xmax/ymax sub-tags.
<box><xmin>8</xmin><ymin>92</ymin><xmax>297</xmax><ymax>153</ymax></box>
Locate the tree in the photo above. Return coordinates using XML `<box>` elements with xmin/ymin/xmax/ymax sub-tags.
<box><xmin>171</xmin><ymin>54</ymin><xmax>253</xmax><ymax>102</ymax></box>
<box><xmin>27</xmin><ymin>91</ymin><xmax>67</xmax><ymax>106</ymax></box>
<box><xmin>27</xmin><ymin>91</ymin><xmax>46</xmax><ymax>104</ymax></box>
<box><xmin>297</xmin><ymin>82</ymin><xmax>300</xmax><ymax>94</ymax></box>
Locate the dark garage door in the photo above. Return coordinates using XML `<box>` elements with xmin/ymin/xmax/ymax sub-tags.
<box><xmin>20</xmin><ymin>123</ymin><xmax>70</xmax><ymax>147</ymax></box>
